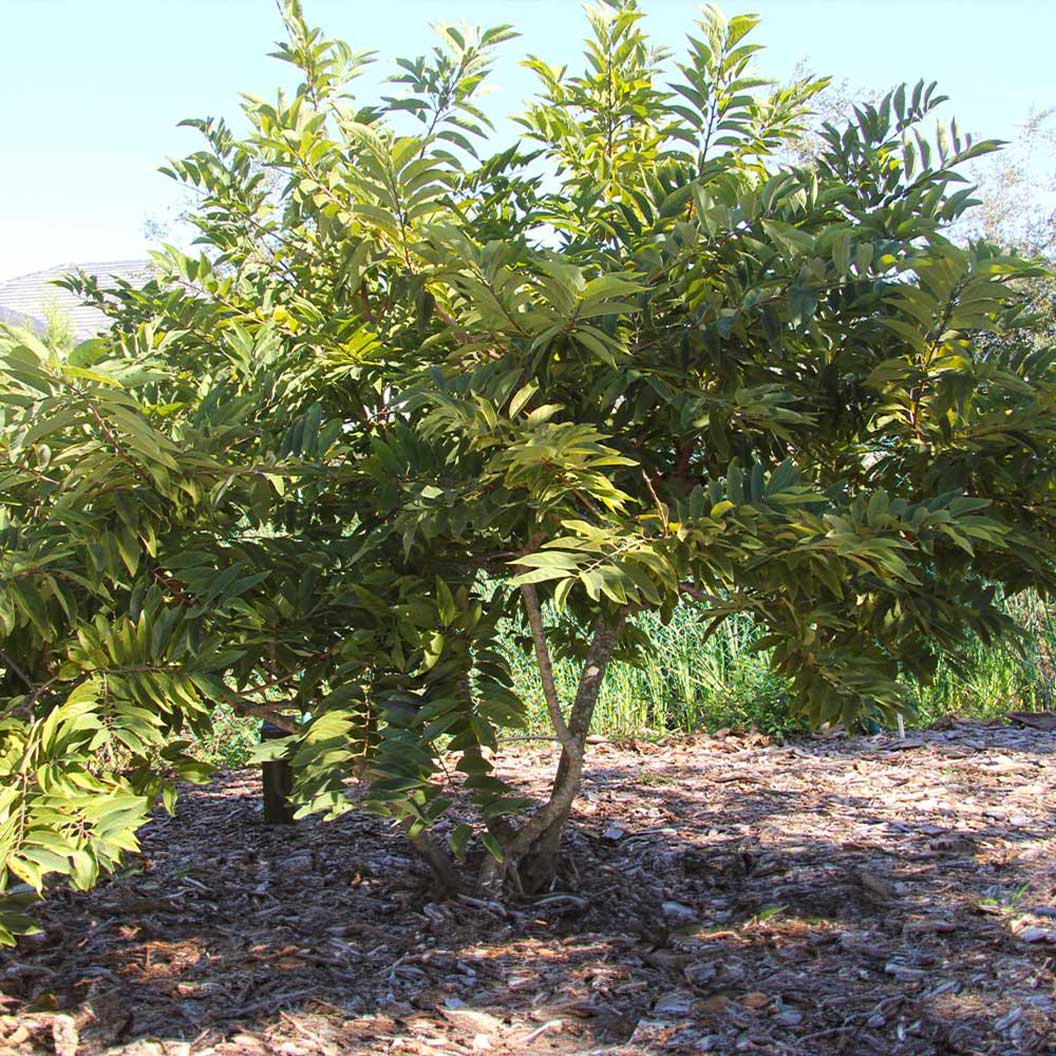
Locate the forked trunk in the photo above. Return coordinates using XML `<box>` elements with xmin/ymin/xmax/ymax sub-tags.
<box><xmin>406</xmin><ymin>601</ymin><xmax>624</xmax><ymax>896</ymax></box>
<box><xmin>481</xmin><ymin>599</ymin><xmax>624</xmax><ymax>894</ymax></box>
<box><xmin>514</xmin><ymin>751</ymin><xmax>576</xmax><ymax>893</ymax></box>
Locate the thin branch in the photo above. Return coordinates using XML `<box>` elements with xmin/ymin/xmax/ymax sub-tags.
<box><xmin>567</xmin><ymin>611</ymin><xmax>627</xmax><ymax>739</ymax></box>
<box><xmin>19</xmin><ymin>662</ymin><xmax>182</xmax><ymax>715</ymax></box>
<box><xmin>432</xmin><ymin>302</ymin><xmax>476</xmax><ymax>346</ymax></box>
<box><xmin>573</xmin><ymin>488</ymin><xmax>606</xmax><ymax>521</ymax></box>
<box><xmin>641</xmin><ymin>469</ymin><xmax>668</xmax><ymax>526</ymax></box>
<box><xmin>401</xmin><ymin>818</ymin><xmax>459</xmax><ymax>894</ymax></box>
<box><xmin>226</xmin><ymin>696</ymin><xmax>301</xmax><ymax>732</ymax></box>
<box><xmin>519</xmin><ymin>582</ymin><xmax>575</xmax><ymax>752</ymax></box>
<box><xmin>678</xmin><ymin>582</ymin><xmax>726</xmax><ymax>606</ymax></box>
<box><xmin>79</xmin><ymin>394</ymin><xmax>153</xmax><ymax>487</ymax></box>
<box><xmin>504</xmin><ymin>611</ymin><xmax>626</xmax><ymax>862</ymax></box>
<box><xmin>0</xmin><ymin>649</ymin><xmax>33</xmax><ymax>692</ymax></box>
<box><xmin>233</xmin><ymin>643</ymin><xmax>340</xmax><ymax>699</ymax></box>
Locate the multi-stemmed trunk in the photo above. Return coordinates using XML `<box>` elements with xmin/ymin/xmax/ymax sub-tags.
<box><xmin>479</xmin><ymin>588</ymin><xmax>624</xmax><ymax>894</ymax></box>
<box><xmin>402</xmin><ymin>588</ymin><xmax>624</xmax><ymax>896</ymax></box>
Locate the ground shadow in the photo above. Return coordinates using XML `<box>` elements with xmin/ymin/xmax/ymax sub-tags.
<box><xmin>2</xmin><ymin>720</ymin><xmax>1054</xmax><ymax>1054</ymax></box>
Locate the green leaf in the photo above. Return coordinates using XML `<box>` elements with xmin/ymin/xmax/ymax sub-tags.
<box><xmin>481</xmin><ymin>833</ymin><xmax>505</xmax><ymax>863</ymax></box>
<box><xmin>449</xmin><ymin>823</ymin><xmax>473</xmax><ymax>863</ymax></box>
<box><xmin>509</xmin><ymin>380</ymin><xmax>538</xmax><ymax>418</ymax></box>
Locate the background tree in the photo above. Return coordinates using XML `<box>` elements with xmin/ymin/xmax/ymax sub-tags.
<box><xmin>963</xmin><ymin>109</ymin><xmax>1055</xmax><ymax>364</ymax></box>
<box><xmin>2</xmin><ymin>0</ymin><xmax>1055</xmax><ymax>929</ymax></box>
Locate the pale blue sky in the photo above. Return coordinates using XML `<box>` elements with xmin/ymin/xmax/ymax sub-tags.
<box><xmin>1</xmin><ymin>0</ymin><xmax>1053</xmax><ymax>280</ymax></box>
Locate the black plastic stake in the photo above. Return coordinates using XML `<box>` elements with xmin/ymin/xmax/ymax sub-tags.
<box><xmin>260</xmin><ymin>721</ymin><xmax>295</xmax><ymax>824</ymax></box>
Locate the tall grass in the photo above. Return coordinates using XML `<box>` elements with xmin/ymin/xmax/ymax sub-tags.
<box><xmin>911</xmin><ymin>592</ymin><xmax>1056</xmax><ymax>726</ymax></box>
<box><xmin>192</xmin><ymin>594</ymin><xmax>1056</xmax><ymax>765</ymax></box>
<box><xmin>502</xmin><ymin>609</ymin><xmax>801</xmax><ymax>739</ymax></box>
<box><xmin>504</xmin><ymin>592</ymin><xmax>1056</xmax><ymax>739</ymax></box>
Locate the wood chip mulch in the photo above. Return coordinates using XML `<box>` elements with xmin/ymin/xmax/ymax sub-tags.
<box><xmin>2</xmin><ymin>718</ymin><xmax>1055</xmax><ymax>1055</ymax></box>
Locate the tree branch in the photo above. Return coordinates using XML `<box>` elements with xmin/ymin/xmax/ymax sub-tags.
<box><xmin>567</xmin><ymin>612</ymin><xmax>626</xmax><ymax>740</ymax></box>
<box><xmin>505</xmin><ymin>611</ymin><xmax>625</xmax><ymax>861</ymax></box>
<box><xmin>678</xmin><ymin>582</ymin><xmax>726</xmax><ymax>605</ymax></box>
<box><xmin>401</xmin><ymin>819</ymin><xmax>459</xmax><ymax>895</ymax></box>
<box><xmin>0</xmin><ymin>649</ymin><xmax>33</xmax><ymax>693</ymax></box>
<box><xmin>225</xmin><ymin>696</ymin><xmax>301</xmax><ymax>732</ymax></box>
<box><xmin>519</xmin><ymin>582</ymin><xmax>575</xmax><ymax>753</ymax></box>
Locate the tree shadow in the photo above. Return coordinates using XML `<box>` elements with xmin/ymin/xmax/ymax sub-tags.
<box><xmin>2</xmin><ymin>721</ymin><xmax>1054</xmax><ymax>1054</ymax></box>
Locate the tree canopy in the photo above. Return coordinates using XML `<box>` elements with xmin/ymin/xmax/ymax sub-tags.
<box><xmin>2</xmin><ymin>0</ymin><xmax>1054</xmax><ymax>931</ymax></box>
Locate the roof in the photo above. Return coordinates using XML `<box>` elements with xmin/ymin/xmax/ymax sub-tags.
<box><xmin>0</xmin><ymin>260</ymin><xmax>153</xmax><ymax>339</ymax></box>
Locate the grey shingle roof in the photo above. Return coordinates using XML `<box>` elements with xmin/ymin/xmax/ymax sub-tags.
<box><xmin>0</xmin><ymin>260</ymin><xmax>153</xmax><ymax>339</ymax></box>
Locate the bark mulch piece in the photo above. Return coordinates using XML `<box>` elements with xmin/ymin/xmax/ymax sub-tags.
<box><xmin>2</xmin><ymin>718</ymin><xmax>1054</xmax><ymax>1055</ymax></box>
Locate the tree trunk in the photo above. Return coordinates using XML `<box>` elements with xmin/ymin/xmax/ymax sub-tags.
<box><xmin>403</xmin><ymin>820</ymin><xmax>460</xmax><ymax>895</ymax></box>
<box><xmin>495</xmin><ymin>605</ymin><xmax>625</xmax><ymax>893</ymax></box>
<box><xmin>403</xmin><ymin>596</ymin><xmax>624</xmax><ymax>899</ymax></box>
<box><xmin>260</xmin><ymin>721</ymin><xmax>295</xmax><ymax>824</ymax></box>
<box><xmin>515</xmin><ymin>747</ymin><xmax>576</xmax><ymax>892</ymax></box>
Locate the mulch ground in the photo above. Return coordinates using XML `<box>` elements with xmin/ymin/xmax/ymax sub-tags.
<box><xmin>2</xmin><ymin>719</ymin><xmax>1055</xmax><ymax>1056</ymax></box>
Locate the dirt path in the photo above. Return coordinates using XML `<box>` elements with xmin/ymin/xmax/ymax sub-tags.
<box><xmin>2</xmin><ymin>720</ymin><xmax>1054</xmax><ymax>1055</ymax></box>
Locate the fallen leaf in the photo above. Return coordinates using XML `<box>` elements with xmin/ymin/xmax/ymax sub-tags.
<box><xmin>50</xmin><ymin>1015</ymin><xmax>78</xmax><ymax>1056</ymax></box>
<box><xmin>440</xmin><ymin>1008</ymin><xmax>504</xmax><ymax>1034</ymax></box>
<box><xmin>1016</xmin><ymin>926</ymin><xmax>1056</xmax><ymax>943</ymax></box>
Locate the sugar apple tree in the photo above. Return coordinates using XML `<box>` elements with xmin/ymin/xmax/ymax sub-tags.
<box><xmin>2</xmin><ymin>0</ymin><xmax>1054</xmax><ymax>928</ymax></box>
